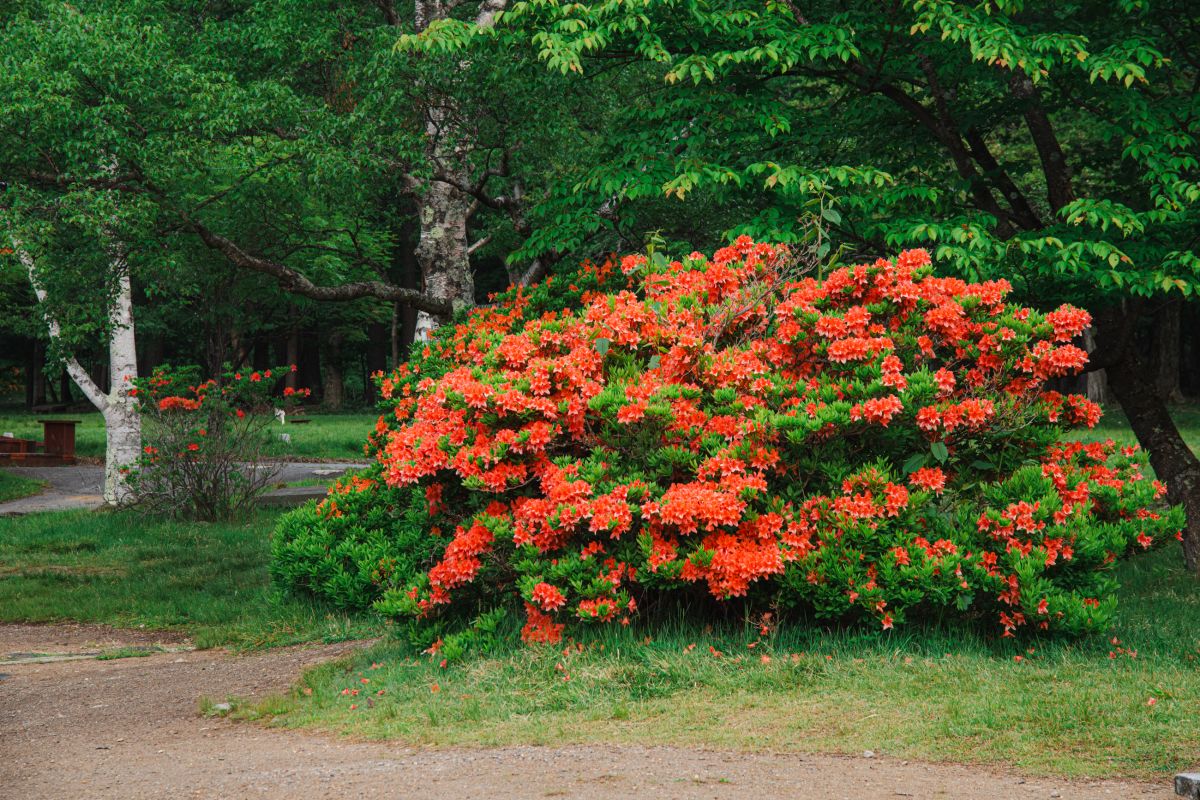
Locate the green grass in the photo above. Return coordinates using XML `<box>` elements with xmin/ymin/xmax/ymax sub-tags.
<box><xmin>254</xmin><ymin>545</ymin><xmax>1200</xmax><ymax>780</ymax></box>
<box><xmin>0</xmin><ymin>509</ymin><xmax>377</xmax><ymax>649</ymax></box>
<box><xmin>262</xmin><ymin>413</ymin><xmax>379</xmax><ymax>462</ymax></box>
<box><xmin>1067</xmin><ymin>403</ymin><xmax>1200</xmax><ymax>452</ymax></box>
<box><xmin>0</xmin><ymin>409</ymin><xmax>378</xmax><ymax>462</ymax></box>
<box><xmin>0</xmin><ymin>469</ymin><xmax>46</xmax><ymax>502</ymax></box>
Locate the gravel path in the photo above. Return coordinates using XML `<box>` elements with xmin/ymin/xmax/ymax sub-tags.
<box><xmin>0</xmin><ymin>623</ymin><xmax>1176</xmax><ymax>800</ymax></box>
<box><xmin>0</xmin><ymin>462</ymin><xmax>368</xmax><ymax>515</ymax></box>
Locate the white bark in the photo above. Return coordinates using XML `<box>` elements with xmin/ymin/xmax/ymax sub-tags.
<box><xmin>411</xmin><ymin>0</ymin><xmax>508</xmax><ymax>340</ymax></box>
<box><xmin>101</xmin><ymin>241</ymin><xmax>141</xmax><ymax>504</ymax></box>
<box><xmin>13</xmin><ymin>236</ymin><xmax>141</xmax><ymax>505</ymax></box>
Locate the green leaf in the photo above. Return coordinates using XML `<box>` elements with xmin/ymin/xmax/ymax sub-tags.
<box><xmin>931</xmin><ymin>441</ymin><xmax>949</xmax><ymax>463</ymax></box>
<box><xmin>594</xmin><ymin>338</ymin><xmax>610</xmax><ymax>355</ymax></box>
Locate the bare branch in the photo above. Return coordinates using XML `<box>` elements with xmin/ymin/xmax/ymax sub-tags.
<box><xmin>181</xmin><ymin>212</ymin><xmax>453</xmax><ymax>316</ymax></box>
<box><xmin>1008</xmin><ymin>72</ymin><xmax>1075</xmax><ymax>213</ymax></box>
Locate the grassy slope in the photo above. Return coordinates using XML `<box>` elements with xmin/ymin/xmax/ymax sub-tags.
<box><xmin>0</xmin><ymin>509</ymin><xmax>376</xmax><ymax>649</ymax></box>
<box><xmin>0</xmin><ymin>410</ymin><xmax>379</xmax><ymax>462</ymax></box>
<box><xmin>0</xmin><ymin>469</ymin><xmax>46</xmax><ymax>502</ymax></box>
<box><xmin>262</xmin><ymin>544</ymin><xmax>1199</xmax><ymax>779</ymax></box>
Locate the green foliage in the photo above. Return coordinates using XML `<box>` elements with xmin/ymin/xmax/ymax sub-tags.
<box><xmin>408</xmin><ymin>0</ymin><xmax>1200</xmax><ymax>306</ymax></box>
<box><xmin>271</xmin><ymin>469</ymin><xmax>445</xmax><ymax>612</ymax></box>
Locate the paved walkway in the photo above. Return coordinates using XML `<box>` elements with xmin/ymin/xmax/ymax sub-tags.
<box><xmin>0</xmin><ymin>623</ymin><xmax>1176</xmax><ymax>800</ymax></box>
<box><xmin>0</xmin><ymin>462</ymin><xmax>369</xmax><ymax>515</ymax></box>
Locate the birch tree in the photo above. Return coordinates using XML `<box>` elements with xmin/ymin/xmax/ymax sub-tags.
<box><xmin>10</xmin><ymin>234</ymin><xmax>140</xmax><ymax>504</ymax></box>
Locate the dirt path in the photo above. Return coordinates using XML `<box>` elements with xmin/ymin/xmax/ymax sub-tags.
<box><xmin>0</xmin><ymin>624</ymin><xmax>1175</xmax><ymax>800</ymax></box>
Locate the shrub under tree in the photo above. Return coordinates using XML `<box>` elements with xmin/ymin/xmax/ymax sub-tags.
<box><xmin>273</xmin><ymin>239</ymin><xmax>1180</xmax><ymax>656</ymax></box>
<box><xmin>133</xmin><ymin>365</ymin><xmax>308</xmax><ymax>521</ymax></box>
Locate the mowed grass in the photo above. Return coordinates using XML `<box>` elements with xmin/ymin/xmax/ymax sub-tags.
<box><xmin>0</xmin><ymin>469</ymin><xmax>46</xmax><ymax>502</ymax></box>
<box><xmin>256</xmin><ymin>545</ymin><xmax>1200</xmax><ymax>780</ymax></box>
<box><xmin>0</xmin><ymin>509</ymin><xmax>377</xmax><ymax>649</ymax></box>
<box><xmin>0</xmin><ymin>410</ymin><xmax>379</xmax><ymax>462</ymax></box>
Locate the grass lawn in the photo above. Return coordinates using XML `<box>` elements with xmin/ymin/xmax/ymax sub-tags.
<box><xmin>0</xmin><ymin>509</ymin><xmax>377</xmax><ymax>649</ymax></box>
<box><xmin>0</xmin><ymin>409</ymin><xmax>379</xmax><ymax>462</ymax></box>
<box><xmin>0</xmin><ymin>469</ymin><xmax>46</xmax><ymax>502</ymax></box>
<box><xmin>246</xmin><ymin>544</ymin><xmax>1200</xmax><ymax>780</ymax></box>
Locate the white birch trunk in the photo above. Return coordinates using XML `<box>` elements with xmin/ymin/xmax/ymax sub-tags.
<box><xmin>13</xmin><ymin>237</ymin><xmax>141</xmax><ymax>505</ymax></box>
<box><xmin>101</xmin><ymin>243</ymin><xmax>142</xmax><ymax>504</ymax></box>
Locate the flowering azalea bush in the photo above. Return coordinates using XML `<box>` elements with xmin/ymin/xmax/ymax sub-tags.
<box><xmin>274</xmin><ymin>238</ymin><xmax>1180</xmax><ymax>653</ymax></box>
<box><xmin>132</xmin><ymin>364</ymin><xmax>309</xmax><ymax>520</ymax></box>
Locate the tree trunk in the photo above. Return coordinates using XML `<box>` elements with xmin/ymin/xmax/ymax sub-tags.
<box><xmin>400</xmin><ymin>241</ymin><xmax>419</xmax><ymax>351</ymax></box>
<box><xmin>408</xmin><ymin>0</ymin><xmax>507</xmax><ymax>340</ymax></box>
<box><xmin>390</xmin><ymin>302</ymin><xmax>400</xmax><ymax>369</ymax></box>
<box><xmin>31</xmin><ymin>340</ymin><xmax>46</xmax><ymax>407</ymax></box>
<box><xmin>366</xmin><ymin>321</ymin><xmax>389</xmax><ymax>404</ymax></box>
<box><xmin>24</xmin><ymin>342</ymin><xmax>36</xmax><ymax>411</ymax></box>
<box><xmin>412</xmin><ymin>166</ymin><xmax>475</xmax><ymax>340</ymax></box>
<box><xmin>285</xmin><ymin>323</ymin><xmax>299</xmax><ymax>392</ymax></box>
<box><xmin>1082</xmin><ymin>327</ymin><xmax>1112</xmax><ymax>405</ymax></box>
<box><xmin>59</xmin><ymin>369</ymin><xmax>72</xmax><ymax>404</ymax></box>
<box><xmin>1153</xmin><ymin>299</ymin><xmax>1185</xmax><ymax>404</ymax></box>
<box><xmin>299</xmin><ymin>331</ymin><xmax>321</xmax><ymax>398</ymax></box>
<box><xmin>1097</xmin><ymin>310</ymin><xmax>1200</xmax><ymax>574</ymax></box>
<box><xmin>321</xmin><ymin>331</ymin><xmax>344</xmax><ymax>411</ymax></box>
<box><xmin>14</xmin><ymin>237</ymin><xmax>140</xmax><ymax>504</ymax></box>
<box><xmin>99</xmin><ymin>243</ymin><xmax>141</xmax><ymax>505</ymax></box>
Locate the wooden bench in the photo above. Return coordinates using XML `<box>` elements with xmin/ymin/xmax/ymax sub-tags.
<box><xmin>0</xmin><ymin>436</ymin><xmax>40</xmax><ymax>455</ymax></box>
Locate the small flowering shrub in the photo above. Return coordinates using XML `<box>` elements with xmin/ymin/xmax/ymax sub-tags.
<box><xmin>274</xmin><ymin>238</ymin><xmax>1180</xmax><ymax>652</ymax></box>
<box><xmin>132</xmin><ymin>365</ymin><xmax>309</xmax><ymax>521</ymax></box>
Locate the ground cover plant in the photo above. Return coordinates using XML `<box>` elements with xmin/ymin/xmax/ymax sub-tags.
<box><xmin>256</xmin><ymin>544</ymin><xmax>1200</xmax><ymax>779</ymax></box>
<box><xmin>0</xmin><ymin>509</ymin><xmax>375</xmax><ymax>649</ymax></box>
<box><xmin>274</xmin><ymin>240</ymin><xmax>1181</xmax><ymax>659</ymax></box>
